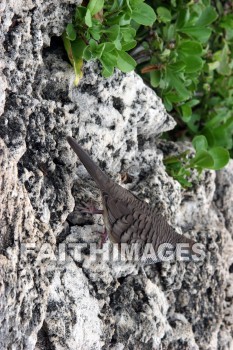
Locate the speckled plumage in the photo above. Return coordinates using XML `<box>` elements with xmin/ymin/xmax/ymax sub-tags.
<box><xmin>67</xmin><ymin>137</ymin><xmax>194</xmax><ymax>258</ymax></box>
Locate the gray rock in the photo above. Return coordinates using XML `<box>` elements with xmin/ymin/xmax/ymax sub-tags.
<box><xmin>0</xmin><ymin>1</ymin><xmax>233</xmax><ymax>350</ymax></box>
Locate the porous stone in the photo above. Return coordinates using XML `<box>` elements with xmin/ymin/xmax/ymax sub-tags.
<box><xmin>0</xmin><ymin>1</ymin><xmax>233</xmax><ymax>350</ymax></box>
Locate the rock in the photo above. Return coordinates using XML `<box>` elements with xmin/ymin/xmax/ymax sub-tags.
<box><xmin>1</xmin><ymin>1</ymin><xmax>233</xmax><ymax>350</ymax></box>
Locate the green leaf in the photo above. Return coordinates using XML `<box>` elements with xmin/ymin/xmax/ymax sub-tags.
<box><xmin>178</xmin><ymin>40</ymin><xmax>202</xmax><ymax>55</ymax></box>
<box><xmin>88</xmin><ymin>22</ymin><xmax>102</xmax><ymax>40</ymax></box>
<box><xmin>83</xmin><ymin>39</ymin><xmax>102</xmax><ymax>60</ymax></box>
<box><xmin>166</xmin><ymin>24</ymin><xmax>176</xmax><ymax>41</ymax></box>
<box><xmin>62</xmin><ymin>34</ymin><xmax>86</xmax><ymax>85</ymax></box>
<box><xmin>66</xmin><ymin>23</ymin><xmax>76</xmax><ymax>41</ymax></box>
<box><xmin>70</xmin><ymin>37</ymin><xmax>86</xmax><ymax>60</ymax></box>
<box><xmin>125</xmin><ymin>0</ymin><xmax>132</xmax><ymax>13</ymax></box>
<box><xmin>118</xmin><ymin>13</ymin><xmax>131</xmax><ymax>26</ymax></box>
<box><xmin>62</xmin><ymin>32</ymin><xmax>71</xmax><ymax>59</ymax></box>
<box><xmin>187</xmin><ymin>99</ymin><xmax>200</xmax><ymax>108</ymax></box>
<box><xmin>208</xmin><ymin>147</ymin><xmax>230</xmax><ymax>170</ymax></box>
<box><xmin>208</xmin><ymin>61</ymin><xmax>220</xmax><ymax>71</ymax></box>
<box><xmin>102</xmin><ymin>42</ymin><xmax>115</xmax><ymax>53</ymax></box>
<box><xmin>131</xmin><ymin>3</ymin><xmax>156</xmax><ymax>26</ymax></box>
<box><xmin>181</xmin><ymin>103</ymin><xmax>192</xmax><ymax>122</ymax></box>
<box><xmin>85</xmin><ymin>9</ymin><xmax>92</xmax><ymax>27</ymax></box>
<box><xmin>181</xmin><ymin>55</ymin><xmax>203</xmax><ymax>73</ymax></box>
<box><xmin>196</xmin><ymin>6</ymin><xmax>218</xmax><ymax>27</ymax></box>
<box><xmin>216</xmin><ymin>44</ymin><xmax>231</xmax><ymax>76</ymax></box>
<box><xmin>150</xmin><ymin>70</ymin><xmax>161</xmax><ymax>88</ymax></box>
<box><xmin>120</xmin><ymin>27</ymin><xmax>136</xmax><ymax>42</ymax></box>
<box><xmin>83</xmin><ymin>46</ymin><xmax>92</xmax><ymax>60</ymax></box>
<box><xmin>192</xmin><ymin>135</ymin><xmax>208</xmax><ymax>152</ymax></box>
<box><xmin>163</xmin><ymin>95</ymin><xmax>173</xmax><ymax>111</ymax></box>
<box><xmin>101</xmin><ymin>65</ymin><xmax>114</xmax><ymax>78</ymax></box>
<box><xmin>157</xmin><ymin>7</ymin><xmax>172</xmax><ymax>23</ymax></box>
<box><xmin>105</xmin><ymin>25</ymin><xmax>122</xmax><ymax>50</ymax></box>
<box><xmin>169</xmin><ymin>61</ymin><xmax>186</xmax><ymax>73</ymax></box>
<box><xmin>166</xmin><ymin>69</ymin><xmax>190</xmax><ymax>100</ymax></box>
<box><xmin>178</xmin><ymin>26</ymin><xmax>212</xmax><ymax>43</ymax></box>
<box><xmin>87</xmin><ymin>0</ymin><xmax>104</xmax><ymax>15</ymax></box>
<box><xmin>220</xmin><ymin>15</ymin><xmax>233</xmax><ymax>41</ymax></box>
<box><xmin>89</xmin><ymin>38</ymin><xmax>98</xmax><ymax>49</ymax></box>
<box><xmin>101</xmin><ymin>51</ymin><xmax>117</xmax><ymax>67</ymax></box>
<box><xmin>105</xmin><ymin>25</ymin><xmax>120</xmax><ymax>41</ymax></box>
<box><xmin>211</xmin><ymin>126</ymin><xmax>233</xmax><ymax>149</ymax></box>
<box><xmin>75</xmin><ymin>6</ymin><xmax>87</xmax><ymax>23</ymax></box>
<box><xmin>117</xmin><ymin>51</ymin><xmax>136</xmax><ymax>72</ymax></box>
<box><xmin>164</xmin><ymin>156</ymin><xmax>183</xmax><ymax>166</ymax></box>
<box><xmin>84</xmin><ymin>40</ymin><xmax>102</xmax><ymax>59</ymax></box>
<box><xmin>176</xmin><ymin>177</ymin><xmax>192</xmax><ymax>188</ymax></box>
<box><xmin>121</xmin><ymin>40</ymin><xmax>137</xmax><ymax>51</ymax></box>
<box><xmin>191</xmin><ymin>150</ymin><xmax>214</xmax><ymax>168</ymax></box>
<box><xmin>114</xmin><ymin>39</ymin><xmax>122</xmax><ymax>50</ymax></box>
<box><xmin>176</xmin><ymin>8</ymin><xmax>190</xmax><ymax>29</ymax></box>
<box><xmin>120</xmin><ymin>27</ymin><xmax>136</xmax><ymax>50</ymax></box>
<box><xmin>202</xmin><ymin>128</ymin><xmax>215</xmax><ymax>148</ymax></box>
<box><xmin>164</xmin><ymin>92</ymin><xmax>185</xmax><ymax>103</ymax></box>
<box><xmin>100</xmin><ymin>51</ymin><xmax>117</xmax><ymax>77</ymax></box>
<box><xmin>89</xmin><ymin>42</ymin><xmax>113</xmax><ymax>59</ymax></box>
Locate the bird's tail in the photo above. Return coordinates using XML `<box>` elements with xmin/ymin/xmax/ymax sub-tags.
<box><xmin>67</xmin><ymin>136</ymin><xmax>109</xmax><ymax>188</ymax></box>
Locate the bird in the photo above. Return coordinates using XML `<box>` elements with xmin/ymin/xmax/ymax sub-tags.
<box><xmin>67</xmin><ymin>136</ymin><xmax>195</xmax><ymax>263</ymax></box>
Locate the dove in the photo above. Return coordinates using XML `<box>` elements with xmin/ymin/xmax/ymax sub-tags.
<box><xmin>67</xmin><ymin>136</ymin><xmax>195</xmax><ymax>262</ymax></box>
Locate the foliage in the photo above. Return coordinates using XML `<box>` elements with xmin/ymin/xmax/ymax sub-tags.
<box><xmin>139</xmin><ymin>1</ymin><xmax>218</xmax><ymax>111</ymax></box>
<box><xmin>62</xmin><ymin>0</ymin><xmax>233</xmax><ymax>187</ymax></box>
<box><xmin>136</xmin><ymin>0</ymin><xmax>232</xmax><ymax>186</ymax></box>
<box><xmin>62</xmin><ymin>0</ymin><xmax>156</xmax><ymax>84</ymax></box>
<box><xmin>164</xmin><ymin>135</ymin><xmax>229</xmax><ymax>187</ymax></box>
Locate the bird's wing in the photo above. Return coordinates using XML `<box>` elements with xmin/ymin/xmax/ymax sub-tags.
<box><xmin>102</xmin><ymin>191</ymin><xmax>133</xmax><ymax>243</ymax></box>
<box><xmin>102</xmin><ymin>190</ymin><xmax>154</xmax><ymax>245</ymax></box>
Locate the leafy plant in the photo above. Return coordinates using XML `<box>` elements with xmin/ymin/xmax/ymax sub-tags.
<box><xmin>164</xmin><ymin>135</ymin><xmax>229</xmax><ymax>187</ymax></box>
<box><xmin>136</xmin><ymin>0</ymin><xmax>232</xmax><ymax>186</ymax></box>
<box><xmin>62</xmin><ymin>0</ymin><xmax>156</xmax><ymax>84</ymax></box>
<box><xmin>136</xmin><ymin>1</ymin><xmax>218</xmax><ymax>112</ymax></box>
<box><xmin>62</xmin><ymin>0</ymin><xmax>233</xmax><ymax>187</ymax></box>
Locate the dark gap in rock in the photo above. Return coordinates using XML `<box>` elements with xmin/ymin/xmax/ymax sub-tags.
<box><xmin>126</xmin><ymin>139</ymin><xmax>134</xmax><ymax>152</ymax></box>
<box><xmin>138</xmin><ymin>169</ymin><xmax>147</xmax><ymax>182</ymax></box>
<box><xmin>110</xmin><ymin>332</ymin><xmax>117</xmax><ymax>345</ymax></box>
<box><xmin>137</xmin><ymin>134</ymin><xmax>145</xmax><ymax>151</ymax></box>
<box><xmin>94</xmin><ymin>114</ymin><xmax>101</xmax><ymax>125</ymax></box>
<box><xmin>229</xmin><ymin>263</ymin><xmax>233</xmax><ymax>273</ymax></box>
<box><xmin>79</xmin><ymin>83</ymin><xmax>99</xmax><ymax>96</ymax></box>
<box><xmin>120</xmin><ymin>171</ymin><xmax>133</xmax><ymax>184</ymax></box>
<box><xmin>107</xmin><ymin>144</ymin><xmax>114</xmax><ymax>150</ymax></box>
<box><xmin>3</xmin><ymin>15</ymin><xmax>22</xmax><ymax>52</ymax></box>
<box><xmin>113</xmin><ymin>149</ymin><xmax>120</xmax><ymax>158</ymax></box>
<box><xmin>112</xmin><ymin>96</ymin><xmax>124</xmax><ymax>114</ymax></box>
<box><xmin>166</xmin><ymin>339</ymin><xmax>189</xmax><ymax>350</ymax></box>
<box><xmin>41</xmin><ymin>81</ymin><xmax>71</xmax><ymax>103</ymax></box>
<box><xmin>99</xmin><ymin>160</ymin><xmax>107</xmax><ymax>170</ymax></box>
<box><xmin>42</xmin><ymin>35</ymin><xmax>68</xmax><ymax>62</ymax></box>
<box><xmin>53</xmin><ymin>157</ymin><xmax>66</xmax><ymax>167</ymax></box>
<box><xmin>117</xmin><ymin>276</ymin><xmax>126</xmax><ymax>285</ymax></box>
<box><xmin>66</xmin><ymin>210</ymin><xmax>94</xmax><ymax>227</ymax></box>
<box><xmin>56</xmin><ymin>222</ymin><xmax>70</xmax><ymax>244</ymax></box>
<box><xmin>36</xmin><ymin>321</ymin><xmax>55</xmax><ymax>350</ymax></box>
<box><xmin>0</xmin><ymin>224</ymin><xmax>14</xmax><ymax>255</ymax></box>
<box><xmin>40</xmin><ymin>35</ymin><xmax>72</xmax><ymax>103</ymax></box>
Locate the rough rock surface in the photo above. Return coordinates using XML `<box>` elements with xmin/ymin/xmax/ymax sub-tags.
<box><xmin>0</xmin><ymin>1</ymin><xmax>233</xmax><ymax>350</ymax></box>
